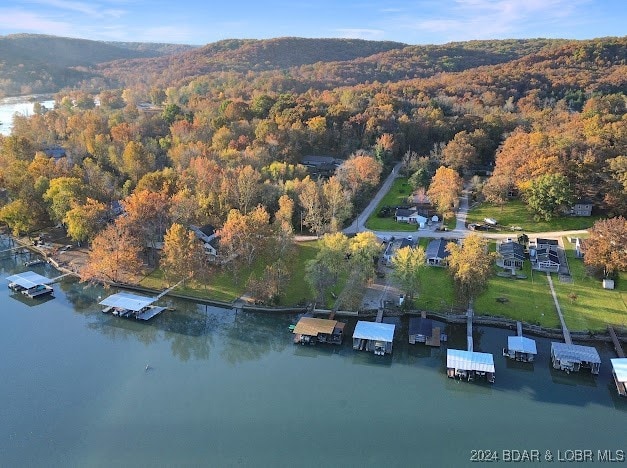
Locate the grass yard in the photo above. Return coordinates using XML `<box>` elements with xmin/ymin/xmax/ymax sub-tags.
<box><xmin>139</xmin><ymin>240</ymin><xmax>325</xmax><ymax>306</ymax></box>
<box><xmin>552</xmin><ymin>237</ymin><xmax>627</xmax><ymax>331</ymax></box>
<box><xmin>414</xmin><ymin>264</ymin><xmax>460</xmax><ymax>313</ymax></box>
<box><xmin>467</xmin><ymin>200</ymin><xmax>600</xmax><ymax>233</ymax></box>
<box><xmin>475</xmin><ymin>261</ymin><xmax>560</xmax><ymax>328</ymax></box>
<box><xmin>365</xmin><ymin>177</ymin><xmax>417</xmax><ymax>232</ymax></box>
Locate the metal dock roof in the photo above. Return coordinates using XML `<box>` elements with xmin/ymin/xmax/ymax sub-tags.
<box><xmin>293</xmin><ymin>317</ymin><xmax>337</xmax><ymax>336</ymax></box>
<box><xmin>611</xmin><ymin>358</ymin><xmax>627</xmax><ymax>383</ymax></box>
<box><xmin>6</xmin><ymin>271</ymin><xmax>53</xmax><ymax>289</ymax></box>
<box><xmin>99</xmin><ymin>292</ymin><xmax>156</xmax><ymax>312</ymax></box>
<box><xmin>508</xmin><ymin>336</ymin><xmax>538</xmax><ymax>355</ymax></box>
<box><xmin>408</xmin><ymin>317</ymin><xmax>433</xmax><ymax>336</ymax></box>
<box><xmin>353</xmin><ymin>321</ymin><xmax>395</xmax><ymax>342</ymax></box>
<box><xmin>551</xmin><ymin>342</ymin><xmax>601</xmax><ymax>364</ymax></box>
<box><xmin>447</xmin><ymin>349</ymin><xmax>495</xmax><ymax>373</ymax></box>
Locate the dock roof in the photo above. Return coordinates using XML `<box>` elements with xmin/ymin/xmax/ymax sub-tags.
<box><xmin>7</xmin><ymin>271</ymin><xmax>53</xmax><ymax>289</ymax></box>
<box><xmin>293</xmin><ymin>317</ymin><xmax>337</xmax><ymax>336</ymax></box>
<box><xmin>551</xmin><ymin>342</ymin><xmax>601</xmax><ymax>364</ymax></box>
<box><xmin>99</xmin><ymin>292</ymin><xmax>156</xmax><ymax>312</ymax></box>
<box><xmin>408</xmin><ymin>317</ymin><xmax>433</xmax><ymax>337</ymax></box>
<box><xmin>508</xmin><ymin>336</ymin><xmax>537</xmax><ymax>355</ymax></box>
<box><xmin>611</xmin><ymin>358</ymin><xmax>627</xmax><ymax>383</ymax></box>
<box><xmin>447</xmin><ymin>349</ymin><xmax>495</xmax><ymax>373</ymax></box>
<box><xmin>353</xmin><ymin>321</ymin><xmax>395</xmax><ymax>342</ymax></box>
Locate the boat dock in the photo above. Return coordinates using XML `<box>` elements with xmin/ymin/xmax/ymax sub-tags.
<box><xmin>610</xmin><ymin>358</ymin><xmax>627</xmax><ymax>397</ymax></box>
<box><xmin>100</xmin><ymin>291</ymin><xmax>167</xmax><ymax>321</ymax></box>
<box><xmin>467</xmin><ymin>307</ymin><xmax>473</xmax><ymax>352</ymax></box>
<box><xmin>6</xmin><ymin>271</ymin><xmax>55</xmax><ymax>299</ymax></box>
<box><xmin>503</xmin><ymin>322</ymin><xmax>538</xmax><ymax>362</ymax></box>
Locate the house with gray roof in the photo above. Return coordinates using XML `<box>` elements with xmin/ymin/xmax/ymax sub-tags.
<box><xmin>498</xmin><ymin>241</ymin><xmax>525</xmax><ymax>270</ymax></box>
<box><xmin>425</xmin><ymin>238</ymin><xmax>452</xmax><ymax>266</ymax></box>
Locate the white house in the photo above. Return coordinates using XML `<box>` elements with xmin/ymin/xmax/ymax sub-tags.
<box><xmin>395</xmin><ymin>208</ymin><xmax>428</xmax><ymax>228</ymax></box>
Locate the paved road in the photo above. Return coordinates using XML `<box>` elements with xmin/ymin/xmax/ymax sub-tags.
<box><xmin>343</xmin><ymin>162</ymin><xmax>401</xmax><ymax>235</ymax></box>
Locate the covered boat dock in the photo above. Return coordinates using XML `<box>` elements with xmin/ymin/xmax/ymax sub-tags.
<box><xmin>447</xmin><ymin>349</ymin><xmax>495</xmax><ymax>383</ymax></box>
<box><xmin>503</xmin><ymin>336</ymin><xmax>538</xmax><ymax>362</ymax></box>
<box><xmin>550</xmin><ymin>342</ymin><xmax>601</xmax><ymax>375</ymax></box>
<box><xmin>611</xmin><ymin>358</ymin><xmax>627</xmax><ymax>397</ymax></box>
<box><xmin>292</xmin><ymin>317</ymin><xmax>345</xmax><ymax>345</ymax></box>
<box><xmin>408</xmin><ymin>317</ymin><xmax>442</xmax><ymax>347</ymax></box>
<box><xmin>7</xmin><ymin>271</ymin><xmax>54</xmax><ymax>298</ymax></box>
<box><xmin>100</xmin><ymin>292</ymin><xmax>166</xmax><ymax>320</ymax></box>
<box><xmin>352</xmin><ymin>321</ymin><xmax>395</xmax><ymax>356</ymax></box>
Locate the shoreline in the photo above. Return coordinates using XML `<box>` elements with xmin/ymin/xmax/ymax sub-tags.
<box><xmin>5</xmin><ymin>232</ymin><xmax>626</xmax><ymax>343</ymax></box>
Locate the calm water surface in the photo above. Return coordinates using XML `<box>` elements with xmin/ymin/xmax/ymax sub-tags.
<box><xmin>1</xmin><ymin>241</ymin><xmax>625</xmax><ymax>467</ymax></box>
<box><xmin>0</xmin><ymin>95</ymin><xmax>55</xmax><ymax>135</ymax></box>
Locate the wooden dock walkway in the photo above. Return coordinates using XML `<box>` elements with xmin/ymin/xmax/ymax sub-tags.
<box><xmin>546</xmin><ymin>273</ymin><xmax>572</xmax><ymax>344</ymax></box>
<box><xmin>375</xmin><ymin>307</ymin><xmax>384</xmax><ymax>323</ymax></box>
<box><xmin>426</xmin><ymin>327</ymin><xmax>441</xmax><ymax>347</ymax></box>
<box><xmin>467</xmin><ymin>307</ymin><xmax>473</xmax><ymax>352</ymax></box>
<box><xmin>517</xmin><ymin>321</ymin><xmax>523</xmax><ymax>337</ymax></box>
<box><xmin>155</xmin><ymin>277</ymin><xmax>186</xmax><ymax>300</ymax></box>
<box><xmin>608</xmin><ymin>325</ymin><xmax>625</xmax><ymax>358</ymax></box>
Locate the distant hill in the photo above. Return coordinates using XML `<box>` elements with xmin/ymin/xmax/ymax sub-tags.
<box><xmin>0</xmin><ymin>34</ymin><xmax>195</xmax><ymax>97</ymax></box>
<box><xmin>96</xmin><ymin>37</ymin><xmax>408</xmax><ymax>88</ymax></box>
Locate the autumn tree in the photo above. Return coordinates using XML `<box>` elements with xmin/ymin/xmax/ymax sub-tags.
<box><xmin>122</xmin><ymin>189</ymin><xmax>172</xmax><ymax>253</ymax></box>
<box><xmin>336</xmin><ymin>152</ymin><xmax>382</xmax><ymax>197</ymax></box>
<box><xmin>81</xmin><ymin>221</ymin><xmax>143</xmax><ymax>283</ymax></box>
<box><xmin>0</xmin><ymin>199</ymin><xmax>39</xmax><ymax>235</ymax></box>
<box><xmin>441</xmin><ymin>131</ymin><xmax>478</xmax><ymax>173</ymax></box>
<box><xmin>64</xmin><ymin>198</ymin><xmax>108</xmax><ymax>244</ymax></box>
<box><xmin>247</xmin><ymin>259</ymin><xmax>291</xmax><ymax>305</ymax></box>
<box><xmin>323</xmin><ymin>176</ymin><xmax>352</xmax><ymax>233</ymax></box>
<box><xmin>525</xmin><ymin>173</ymin><xmax>573</xmax><ymax>221</ymax></box>
<box><xmin>446</xmin><ymin>235</ymin><xmax>496</xmax><ymax>308</ymax></box>
<box><xmin>349</xmin><ymin>231</ymin><xmax>383</xmax><ymax>282</ymax></box>
<box><xmin>274</xmin><ymin>194</ymin><xmax>295</xmax><ymax>255</ymax></box>
<box><xmin>427</xmin><ymin>166</ymin><xmax>463</xmax><ymax>219</ymax></box>
<box><xmin>43</xmin><ymin>177</ymin><xmax>87</xmax><ymax>225</ymax></box>
<box><xmin>298</xmin><ymin>176</ymin><xmax>326</xmax><ymax>236</ymax></box>
<box><xmin>391</xmin><ymin>245</ymin><xmax>426</xmax><ymax>303</ymax></box>
<box><xmin>582</xmin><ymin>217</ymin><xmax>627</xmax><ymax>278</ymax></box>
<box><xmin>218</xmin><ymin>205</ymin><xmax>274</xmax><ymax>267</ymax></box>
<box><xmin>121</xmin><ymin>141</ymin><xmax>156</xmax><ymax>184</ymax></box>
<box><xmin>160</xmin><ymin>223</ymin><xmax>206</xmax><ymax>284</ymax></box>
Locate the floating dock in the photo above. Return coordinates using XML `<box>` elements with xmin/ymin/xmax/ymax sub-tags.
<box><xmin>550</xmin><ymin>342</ymin><xmax>601</xmax><ymax>375</ymax></box>
<box><xmin>503</xmin><ymin>322</ymin><xmax>537</xmax><ymax>362</ymax></box>
<box><xmin>6</xmin><ymin>271</ymin><xmax>54</xmax><ymax>298</ymax></box>
<box><xmin>292</xmin><ymin>316</ymin><xmax>344</xmax><ymax>345</ymax></box>
<box><xmin>353</xmin><ymin>321</ymin><xmax>395</xmax><ymax>355</ymax></box>
<box><xmin>610</xmin><ymin>358</ymin><xmax>627</xmax><ymax>397</ymax></box>
<box><xmin>446</xmin><ymin>349</ymin><xmax>495</xmax><ymax>383</ymax></box>
<box><xmin>99</xmin><ymin>291</ymin><xmax>166</xmax><ymax>321</ymax></box>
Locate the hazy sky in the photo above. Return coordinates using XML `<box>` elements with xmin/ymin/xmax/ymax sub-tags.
<box><xmin>0</xmin><ymin>0</ymin><xmax>624</xmax><ymax>45</ymax></box>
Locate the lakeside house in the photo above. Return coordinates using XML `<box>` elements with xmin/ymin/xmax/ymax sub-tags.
<box><xmin>503</xmin><ymin>336</ymin><xmax>537</xmax><ymax>362</ymax></box>
<box><xmin>446</xmin><ymin>349</ymin><xmax>495</xmax><ymax>383</ymax></box>
<box><xmin>7</xmin><ymin>271</ymin><xmax>54</xmax><ymax>298</ymax></box>
<box><xmin>352</xmin><ymin>321</ymin><xmax>395</xmax><ymax>355</ymax></box>
<box><xmin>497</xmin><ymin>240</ymin><xmax>525</xmax><ymax>270</ymax></box>
<box><xmin>190</xmin><ymin>224</ymin><xmax>219</xmax><ymax>259</ymax></box>
<box><xmin>301</xmin><ymin>155</ymin><xmax>342</xmax><ymax>177</ymax></box>
<box><xmin>530</xmin><ymin>238</ymin><xmax>561</xmax><ymax>272</ymax></box>
<box><xmin>425</xmin><ymin>238</ymin><xmax>452</xmax><ymax>266</ymax></box>
<box><xmin>292</xmin><ymin>316</ymin><xmax>345</xmax><ymax>345</ymax></box>
<box><xmin>550</xmin><ymin>342</ymin><xmax>601</xmax><ymax>375</ymax></box>
<box><xmin>569</xmin><ymin>199</ymin><xmax>593</xmax><ymax>217</ymax></box>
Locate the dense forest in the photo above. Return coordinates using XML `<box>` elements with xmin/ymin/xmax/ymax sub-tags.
<box><xmin>0</xmin><ymin>35</ymin><xmax>625</xmax><ymax>293</ymax></box>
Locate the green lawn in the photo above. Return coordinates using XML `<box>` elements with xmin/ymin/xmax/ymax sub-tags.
<box><xmin>365</xmin><ymin>177</ymin><xmax>417</xmax><ymax>232</ymax></box>
<box><xmin>553</xmin><ymin>237</ymin><xmax>627</xmax><ymax>331</ymax></box>
<box><xmin>467</xmin><ymin>200</ymin><xmax>600</xmax><ymax>233</ymax></box>
<box><xmin>140</xmin><ymin>241</ymin><xmax>325</xmax><ymax>306</ymax></box>
<box><xmin>414</xmin><ymin>265</ymin><xmax>459</xmax><ymax>313</ymax></box>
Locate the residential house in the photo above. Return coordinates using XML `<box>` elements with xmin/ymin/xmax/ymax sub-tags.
<box><xmin>498</xmin><ymin>241</ymin><xmax>525</xmax><ymax>270</ymax></box>
<box><xmin>407</xmin><ymin>191</ymin><xmax>436</xmax><ymax>217</ymax></box>
<box><xmin>190</xmin><ymin>224</ymin><xmax>219</xmax><ymax>259</ymax></box>
<box><xmin>536</xmin><ymin>238</ymin><xmax>559</xmax><ymax>251</ymax></box>
<box><xmin>425</xmin><ymin>238</ymin><xmax>452</xmax><ymax>266</ymax></box>
<box><xmin>394</xmin><ymin>208</ymin><xmax>427</xmax><ymax>228</ymax></box>
<box><xmin>383</xmin><ymin>238</ymin><xmax>415</xmax><ymax>264</ymax></box>
<box><xmin>569</xmin><ymin>199</ymin><xmax>593</xmax><ymax>217</ymax></box>
<box><xmin>301</xmin><ymin>155</ymin><xmax>342</xmax><ymax>177</ymax></box>
<box><xmin>532</xmin><ymin>248</ymin><xmax>560</xmax><ymax>272</ymax></box>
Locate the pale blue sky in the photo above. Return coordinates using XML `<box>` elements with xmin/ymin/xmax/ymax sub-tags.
<box><xmin>0</xmin><ymin>0</ymin><xmax>624</xmax><ymax>45</ymax></box>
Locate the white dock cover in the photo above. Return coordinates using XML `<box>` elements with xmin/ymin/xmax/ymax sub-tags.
<box><xmin>551</xmin><ymin>342</ymin><xmax>600</xmax><ymax>364</ymax></box>
<box><xmin>7</xmin><ymin>271</ymin><xmax>53</xmax><ymax>288</ymax></box>
<box><xmin>353</xmin><ymin>321</ymin><xmax>395</xmax><ymax>342</ymax></box>
<box><xmin>508</xmin><ymin>336</ymin><xmax>537</xmax><ymax>355</ymax></box>
<box><xmin>447</xmin><ymin>349</ymin><xmax>495</xmax><ymax>373</ymax></box>
<box><xmin>611</xmin><ymin>358</ymin><xmax>627</xmax><ymax>383</ymax></box>
<box><xmin>99</xmin><ymin>292</ymin><xmax>156</xmax><ymax>311</ymax></box>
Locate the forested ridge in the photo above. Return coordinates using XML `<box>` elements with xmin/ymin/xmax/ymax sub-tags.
<box><xmin>0</xmin><ymin>35</ymin><xmax>625</xmax><ymax>298</ymax></box>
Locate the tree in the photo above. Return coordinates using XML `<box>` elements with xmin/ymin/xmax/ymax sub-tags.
<box><xmin>218</xmin><ymin>206</ymin><xmax>273</xmax><ymax>267</ymax></box>
<box><xmin>391</xmin><ymin>245</ymin><xmax>426</xmax><ymax>303</ymax></box>
<box><xmin>43</xmin><ymin>177</ymin><xmax>87</xmax><ymax>225</ymax></box>
<box><xmin>482</xmin><ymin>174</ymin><xmax>511</xmax><ymax>210</ymax></box>
<box><xmin>298</xmin><ymin>177</ymin><xmax>326</xmax><ymax>236</ymax></box>
<box><xmin>81</xmin><ymin>221</ymin><xmax>143</xmax><ymax>283</ymax></box>
<box><xmin>64</xmin><ymin>198</ymin><xmax>108</xmax><ymax>244</ymax></box>
<box><xmin>234</xmin><ymin>165</ymin><xmax>261</xmax><ymax>214</ymax></box>
<box><xmin>408</xmin><ymin>167</ymin><xmax>430</xmax><ymax>190</ymax></box>
<box><xmin>336</xmin><ymin>153</ymin><xmax>382</xmax><ymax>197</ymax></box>
<box><xmin>247</xmin><ymin>259</ymin><xmax>291</xmax><ymax>305</ymax></box>
<box><xmin>0</xmin><ymin>199</ymin><xmax>39</xmax><ymax>235</ymax></box>
<box><xmin>582</xmin><ymin>217</ymin><xmax>627</xmax><ymax>278</ymax></box>
<box><xmin>323</xmin><ymin>176</ymin><xmax>352</xmax><ymax>233</ymax></box>
<box><xmin>160</xmin><ymin>223</ymin><xmax>206</xmax><ymax>284</ymax></box>
<box><xmin>441</xmin><ymin>131</ymin><xmax>478</xmax><ymax>173</ymax></box>
<box><xmin>525</xmin><ymin>173</ymin><xmax>573</xmax><ymax>221</ymax></box>
<box><xmin>446</xmin><ymin>235</ymin><xmax>496</xmax><ymax>308</ymax></box>
<box><xmin>122</xmin><ymin>141</ymin><xmax>156</xmax><ymax>184</ymax></box>
<box><xmin>122</xmin><ymin>190</ymin><xmax>172</xmax><ymax>253</ymax></box>
<box><xmin>274</xmin><ymin>194</ymin><xmax>295</xmax><ymax>255</ymax></box>
<box><xmin>348</xmin><ymin>231</ymin><xmax>383</xmax><ymax>282</ymax></box>
<box><xmin>427</xmin><ymin>166</ymin><xmax>463</xmax><ymax>219</ymax></box>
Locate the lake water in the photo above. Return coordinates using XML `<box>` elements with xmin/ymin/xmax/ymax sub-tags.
<box><xmin>0</xmin><ymin>95</ymin><xmax>56</xmax><ymax>136</ymax></box>
<box><xmin>1</xmin><ymin>238</ymin><xmax>625</xmax><ymax>467</ymax></box>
